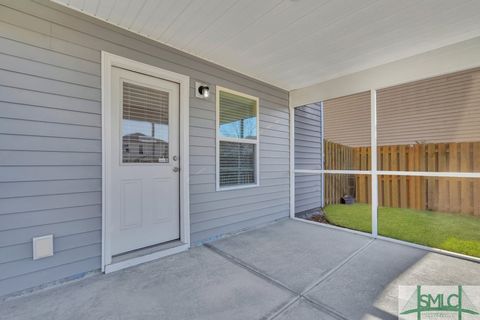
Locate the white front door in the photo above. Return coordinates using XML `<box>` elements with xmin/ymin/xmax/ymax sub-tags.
<box><xmin>109</xmin><ymin>67</ymin><xmax>180</xmax><ymax>256</ymax></box>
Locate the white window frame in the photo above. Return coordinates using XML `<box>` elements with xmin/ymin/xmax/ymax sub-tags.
<box><xmin>216</xmin><ymin>86</ymin><xmax>260</xmax><ymax>191</ymax></box>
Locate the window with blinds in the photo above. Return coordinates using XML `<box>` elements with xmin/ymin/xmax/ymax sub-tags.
<box><xmin>217</xmin><ymin>87</ymin><xmax>259</xmax><ymax>189</ymax></box>
<box><xmin>219</xmin><ymin>91</ymin><xmax>257</xmax><ymax>139</ymax></box>
<box><xmin>122</xmin><ymin>81</ymin><xmax>169</xmax><ymax>163</ymax></box>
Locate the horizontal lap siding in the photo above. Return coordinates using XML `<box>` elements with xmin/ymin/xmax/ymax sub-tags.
<box><xmin>0</xmin><ymin>0</ymin><xmax>289</xmax><ymax>296</ymax></box>
<box><xmin>323</xmin><ymin>91</ymin><xmax>371</xmax><ymax>147</ymax></box>
<box><xmin>294</xmin><ymin>104</ymin><xmax>322</xmax><ymax>214</ymax></box>
<box><xmin>295</xmin><ymin>174</ymin><xmax>322</xmax><ymax>214</ymax></box>
<box><xmin>377</xmin><ymin>68</ymin><xmax>480</xmax><ymax>145</ymax></box>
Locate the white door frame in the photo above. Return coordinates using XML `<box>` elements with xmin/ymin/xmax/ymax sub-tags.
<box><xmin>101</xmin><ymin>52</ymin><xmax>190</xmax><ymax>273</ymax></box>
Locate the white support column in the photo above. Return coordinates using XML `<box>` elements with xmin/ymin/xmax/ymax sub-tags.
<box><xmin>289</xmin><ymin>105</ymin><xmax>296</xmax><ymax>218</ymax></box>
<box><xmin>370</xmin><ymin>89</ymin><xmax>378</xmax><ymax>237</ymax></box>
<box><xmin>320</xmin><ymin>102</ymin><xmax>325</xmax><ymax>208</ymax></box>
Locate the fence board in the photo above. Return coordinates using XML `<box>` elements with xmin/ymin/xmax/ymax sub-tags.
<box><xmin>417</xmin><ymin>145</ymin><xmax>426</xmax><ymax>211</ymax></box>
<box><xmin>427</xmin><ymin>144</ymin><xmax>437</xmax><ymax>211</ymax></box>
<box><xmin>407</xmin><ymin>146</ymin><xmax>417</xmax><ymax>209</ymax></box>
<box><xmin>391</xmin><ymin>146</ymin><xmax>399</xmax><ymax>207</ymax></box>
<box><xmin>449</xmin><ymin>143</ymin><xmax>460</xmax><ymax>212</ymax></box>
<box><xmin>460</xmin><ymin>143</ymin><xmax>472</xmax><ymax>213</ymax></box>
<box><xmin>399</xmin><ymin>145</ymin><xmax>408</xmax><ymax>208</ymax></box>
<box><xmin>474</xmin><ymin>142</ymin><xmax>480</xmax><ymax>216</ymax></box>
<box><xmin>438</xmin><ymin>144</ymin><xmax>448</xmax><ymax>212</ymax></box>
<box><xmin>383</xmin><ymin>147</ymin><xmax>391</xmax><ymax>207</ymax></box>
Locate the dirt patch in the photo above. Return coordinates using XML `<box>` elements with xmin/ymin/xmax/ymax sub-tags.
<box><xmin>296</xmin><ymin>208</ymin><xmax>331</xmax><ymax>225</ymax></box>
<box><xmin>309</xmin><ymin>213</ymin><xmax>329</xmax><ymax>223</ymax></box>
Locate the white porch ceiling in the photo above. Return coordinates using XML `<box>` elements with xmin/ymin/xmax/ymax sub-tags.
<box><xmin>52</xmin><ymin>0</ymin><xmax>480</xmax><ymax>90</ymax></box>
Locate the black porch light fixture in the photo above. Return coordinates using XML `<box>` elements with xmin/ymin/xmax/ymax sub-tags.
<box><xmin>198</xmin><ymin>85</ymin><xmax>210</xmax><ymax>98</ymax></box>
<box><xmin>195</xmin><ymin>81</ymin><xmax>210</xmax><ymax>99</ymax></box>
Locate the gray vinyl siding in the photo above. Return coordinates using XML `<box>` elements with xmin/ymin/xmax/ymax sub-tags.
<box><xmin>0</xmin><ymin>0</ymin><xmax>289</xmax><ymax>296</ymax></box>
<box><xmin>377</xmin><ymin>67</ymin><xmax>480</xmax><ymax>146</ymax></box>
<box><xmin>294</xmin><ymin>104</ymin><xmax>322</xmax><ymax>214</ymax></box>
<box><xmin>323</xmin><ymin>91</ymin><xmax>371</xmax><ymax>147</ymax></box>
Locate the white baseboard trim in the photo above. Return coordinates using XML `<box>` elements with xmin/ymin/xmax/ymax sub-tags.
<box><xmin>104</xmin><ymin>243</ymin><xmax>189</xmax><ymax>273</ymax></box>
<box><xmin>377</xmin><ymin>235</ymin><xmax>480</xmax><ymax>264</ymax></box>
<box><xmin>291</xmin><ymin>217</ymin><xmax>373</xmax><ymax>238</ymax></box>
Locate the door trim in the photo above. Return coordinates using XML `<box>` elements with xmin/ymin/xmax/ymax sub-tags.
<box><xmin>101</xmin><ymin>52</ymin><xmax>190</xmax><ymax>272</ymax></box>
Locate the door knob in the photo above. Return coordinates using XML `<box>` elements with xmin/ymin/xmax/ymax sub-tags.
<box><xmin>173</xmin><ymin>167</ymin><xmax>180</xmax><ymax>172</ymax></box>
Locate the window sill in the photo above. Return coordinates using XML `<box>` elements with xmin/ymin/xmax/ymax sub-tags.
<box><xmin>216</xmin><ymin>183</ymin><xmax>260</xmax><ymax>192</ymax></box>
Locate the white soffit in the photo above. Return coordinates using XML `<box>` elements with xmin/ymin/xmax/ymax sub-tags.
<box><xmin>51</xmin><ymin>0</ymin><xmax>480</xmax><ymax>91</ymax></box>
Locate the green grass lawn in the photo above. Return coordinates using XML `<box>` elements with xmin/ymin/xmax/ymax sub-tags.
<box><xmin>324</xmin><ymin>203</ymin><xmax>480</xmax><ymax>258</ymax></box>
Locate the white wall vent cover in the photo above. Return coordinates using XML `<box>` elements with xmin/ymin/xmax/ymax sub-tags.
<box><xmin>33</xmin><ymin>235</ymin><xmax>54</xmax><ymax>260</ymax></box>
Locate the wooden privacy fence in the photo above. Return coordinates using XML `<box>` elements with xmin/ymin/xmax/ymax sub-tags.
<box><xmin>324</xmin><ymin>140</ymin><xmax>480</xmax><ymax>215</ymax></box>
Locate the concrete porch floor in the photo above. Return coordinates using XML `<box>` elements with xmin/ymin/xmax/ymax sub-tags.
<box><xmin>1</xmin><ymin>220</ymin><xmax>480</xmax><ymax>320</ymax></box>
